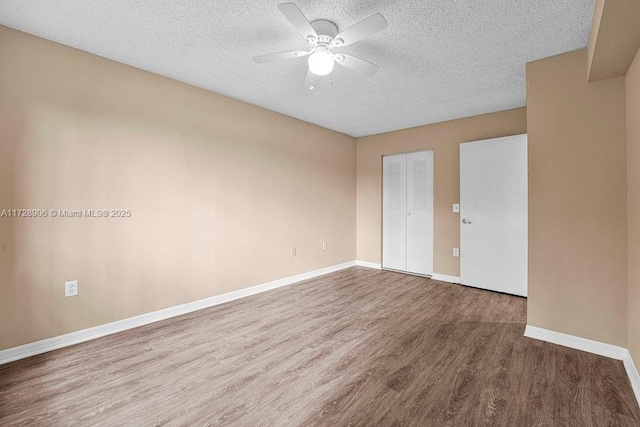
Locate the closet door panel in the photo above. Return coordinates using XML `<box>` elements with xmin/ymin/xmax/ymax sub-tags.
<box><xmin>382</xmin><ymin>154</ymin><xmax>407</xmax><ymax>271</ymax></box>
<box><xmin>406</xmin><ymin>151</ymin><xmax>434</xmax><ymax>275</ymax></box>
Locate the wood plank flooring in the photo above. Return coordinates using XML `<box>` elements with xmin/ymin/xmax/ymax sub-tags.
<box><xmin>1</xmin><ymin>267</ymin><xmax>639</xmax><ymax>426</ymax></box>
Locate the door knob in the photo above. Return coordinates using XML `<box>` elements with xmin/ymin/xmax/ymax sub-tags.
<box><xmin>462</xmin><ymin>218</ymin><xmax>472</xmax><ymax>224</ymax></box>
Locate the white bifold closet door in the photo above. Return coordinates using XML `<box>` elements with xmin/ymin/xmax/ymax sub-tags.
<box><xmin>383</xmin><ymin>151</ymin><xmax>434</xmax><ymax>276</ymax></box>
<box><xmin>382</xmin><ymin>154</ymin><xmax>407</xmax><ymax>271</ymax></box>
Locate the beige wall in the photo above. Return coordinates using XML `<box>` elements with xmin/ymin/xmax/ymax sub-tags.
<box><xmin>0</xmin><ymin>26</ymin><xmax>356</xmax><ymax>350</ymax></box>
<box><xmin>587</xmin><ymin>0</ymin><xmax>605</xmax><ymax>79</ymax></box>
<box><xmin>355</xmin><ymin>108</ymin><xmax>527</xmax><ymax>276</ymax></box>
<box><xmin>587</xmin><ymin>0</ymin><xmax>640</xmax><ymax>82</ymax></box>
<box><xmin>527</xmin><ymin>49</ymin><xmax>628</xmax><ymax>346</ymax></box>
<box><xmin>627</xmin><ymin>47</ymin><xmax>640</xmax><ymax>365</ymax></box>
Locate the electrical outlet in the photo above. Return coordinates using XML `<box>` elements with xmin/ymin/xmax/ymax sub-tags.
<box><xmin>291</xmin><ymin>247</ymin><xmax>297</xmax><ymax>257</ymax></box>
<box><xmin>65</xmin><ymin>280</ymin><xmax>78</xmax><ymax>297</ymax></box>
<box><xmin>453</xmin><ymin>248</ymin><xmax>459</xmax><ymax>257</ymax></box>
<box><xmin>453</xmin><ymin>204</ymin><xmax>460</xmax><ymax>213</ymax></box>
<box><xmin>322</xmin><ymin>242</ymin><xmax>327</xmax><ymax>251</ymax></box>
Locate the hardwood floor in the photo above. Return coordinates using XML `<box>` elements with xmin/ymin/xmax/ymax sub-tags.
<box><xmin>1</xmin><ymin>267</ymin><xmax>639</xmax><ymax>426</ymax></box>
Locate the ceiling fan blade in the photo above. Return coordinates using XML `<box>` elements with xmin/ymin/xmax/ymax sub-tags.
<box><xmin>335</xmin><ymin>54</ymin><xmax>379</xmax><ymax>76</ymax></box>
<box><xmin>253</xmin><ymin>50</ymin><xmax>310</xmax><ymax>63</ymax></box>
<box><xmin>277</xmin><ymin>3</ymin><xmax>317</xmax><ymax>41</ymax></box>
<box><xmin>331</xmin><ymin>13</ymin><xmax>388</xmax><ymax>47</ymax></box>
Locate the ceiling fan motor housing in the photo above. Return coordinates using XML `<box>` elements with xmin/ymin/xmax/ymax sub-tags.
<box><xmin>310</xmin><ymin>19</ymin><xmax>338</xmax><ymax>46</ymax></box>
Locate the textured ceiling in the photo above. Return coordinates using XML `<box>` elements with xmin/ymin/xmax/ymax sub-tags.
<box><xmin>0</xmin><ymin>0</ymin><xmax>595</xmax><ymax>137</ymax></box>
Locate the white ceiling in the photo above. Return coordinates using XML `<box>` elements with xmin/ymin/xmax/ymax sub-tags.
<box><xmin>0</xmin><ymin>0</ymin><xmax>595</xmax><ymax>137</ymax></box>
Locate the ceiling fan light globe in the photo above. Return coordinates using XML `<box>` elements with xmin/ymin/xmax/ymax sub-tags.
<box><xmin>308</xmin><ymin>51</ymin><xmax>334</xmax><ymax>76</ymax></box>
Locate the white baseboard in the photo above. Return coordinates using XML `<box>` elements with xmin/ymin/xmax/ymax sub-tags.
<box><xmin>524</xmin><ymin>325</ymin><xmax>640</xmax><ymax>409</ymax></box>
<box><xmin>431</xmin><ymin>273</ymin><xmax>461</xmax><ymax>284</ymax></box>
<box><xmin>355</xmin><ymin>264</ymin><xmax>460</xmax><ymax>284</ymax></box>
<box><xmin>356</xmin><ymin>260</ymin><xmax>382</xmax><ymax>269</ymax></box>
<box><xmin>0</xmin><ymin>260</ymin><xmax>357</xmax><ymax>365</ymax></box>
<box><xmin>623</xmin><ymin>351</ymin><xmax>640</xmax><ymax>410</ymax></box>
<box><xmin>524</xmin><ymin>325</ymin><xmax>628</xmax><ymax>360</ymax></box>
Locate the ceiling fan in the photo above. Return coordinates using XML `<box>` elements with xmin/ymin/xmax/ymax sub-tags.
<box><xmin>253</xmin><ymin>3</ymin><xmax>388</xmax><ymax>89</ymax></box>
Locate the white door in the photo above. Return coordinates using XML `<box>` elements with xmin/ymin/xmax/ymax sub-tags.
<box><xmin>460</xmin><ymin>134</ymin><xmax>527</xmax><ymax>296</ymax></box>
<box><xmin>383</xmin><ymin>154</ymin><xmax>407</xmax><ymax>271</ymax></box>
<box><xmin>406</xmin><ymin>151</ymin><xmax>434</xmax><ymax>275</ymax></box>
<box><xmin>383</xmin><ymin>151</ymin><xmax>433</xmax><ymax>276</ymax></box>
